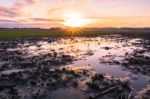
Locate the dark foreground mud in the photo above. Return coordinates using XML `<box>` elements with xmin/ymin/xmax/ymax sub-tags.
<box><xmin>0</xmin><ymin>66</ymin><xmax>132</xmax><ymax>99</ymax></box>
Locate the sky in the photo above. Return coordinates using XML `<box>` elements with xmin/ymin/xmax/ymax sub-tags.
<box><xmin>0</xmin><ymin>0</ymin><xmax>150</xmax><ymax>28</ymax></box>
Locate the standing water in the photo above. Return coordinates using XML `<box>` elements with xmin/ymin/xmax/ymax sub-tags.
<box><xmin>0</xmin><ymin>35</ymin><xmax>149</xmax><ymax>98</ymax></box>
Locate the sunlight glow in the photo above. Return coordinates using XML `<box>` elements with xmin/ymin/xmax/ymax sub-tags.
<box><xmin>63</xmin><ymin>13</ymin><xmax>89</xmax><ymax>27</ymax></box>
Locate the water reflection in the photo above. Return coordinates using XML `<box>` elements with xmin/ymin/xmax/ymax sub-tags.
<box><xmin>0</xmin><ymin>35</ymin><xmax>149</xmax><ymax>95</ymax></box>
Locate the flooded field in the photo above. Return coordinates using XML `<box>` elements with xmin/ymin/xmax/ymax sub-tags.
<box><xmin>0</xmin><ymin>34</ymin><xmax>150</xmax><ymax>99</ymax></box>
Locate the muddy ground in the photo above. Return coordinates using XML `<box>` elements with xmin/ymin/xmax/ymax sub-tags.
<box><xmin>0</xmin><ymin>34</ymin><xmax>149</xmax><ymax>99</ymax></box>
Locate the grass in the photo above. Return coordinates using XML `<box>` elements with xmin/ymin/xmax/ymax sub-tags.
<box><xmin>0</xmin><ymin>29</ymin><xmax>116</xmax><ymax>39</ymax></box>
<box><xmin>0</xmin><ymin>29</ymin><xmax>64</xmax><ymax>39</ymax></box>
<box><xmin>0</xmin><ymin>28</ymin><xmax>150</xmax><ymax>39</ymax></box>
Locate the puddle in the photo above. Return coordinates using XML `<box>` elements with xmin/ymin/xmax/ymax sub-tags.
<box><xmin>0</xmin><ymin>34</ymin><xmax>149</xmax><ymax>98</ymax></box>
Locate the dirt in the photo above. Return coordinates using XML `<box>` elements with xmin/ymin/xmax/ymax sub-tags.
<box><xmin>0</xmin><ymin>35</ymin><xmax>150</xmax><ymax>99</ymax></box>
<box><xmin>0</xmin><ymin>65</ymin><xmax>133</xmax><ymax>99</ymax></box>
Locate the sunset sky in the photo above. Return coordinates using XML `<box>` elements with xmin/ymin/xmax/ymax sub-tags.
<box><xmin>0</xmin><ymin>0</ymin><xmax>150</xmax><ymax>28</ymax></box>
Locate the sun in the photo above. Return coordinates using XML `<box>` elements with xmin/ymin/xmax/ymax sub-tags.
<box><xmin>63</xmin><ymin>12</ymin><xmax>89</xmax><ymax>27</ymax></box>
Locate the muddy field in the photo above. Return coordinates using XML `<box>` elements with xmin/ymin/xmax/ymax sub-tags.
<box><xmin>0</xmin><ymin>34</ymin><xmax>150</xmax><ymax>99</ymax></box>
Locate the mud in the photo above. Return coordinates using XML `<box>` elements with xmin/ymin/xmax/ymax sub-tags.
<box><xmin>0</xmin><ymin>35</ymin><xmax>149</xmax><ymax>99</ymax></box>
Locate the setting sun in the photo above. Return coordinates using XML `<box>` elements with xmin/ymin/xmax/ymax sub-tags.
<box><xmin>63</xmin><ymin>13</ymin><xmax>89</xmax><ymax>27</ymax></box>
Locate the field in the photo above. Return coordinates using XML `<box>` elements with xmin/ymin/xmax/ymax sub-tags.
<box><xmin>0</xmin><ymin>28</ymin><xmax>150</xmax><ymax>99</ymax></box>
<box><xmin>1</xmin><ymin>28</ymin><xmax>150</xmax><ymax>39</ymax></box>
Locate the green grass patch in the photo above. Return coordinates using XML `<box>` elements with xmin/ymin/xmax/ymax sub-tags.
<box><xmin>0</xmin><ymin>28</ymin><xmax>150</xmax><ymax>39</ymax></box>
<box><xmin>0</xmin><ymin>29</ymin><xmax>117</xmax><ymax>39</ymax></box>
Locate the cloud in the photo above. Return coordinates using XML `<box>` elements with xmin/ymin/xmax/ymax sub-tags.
<box><xmin>0</xmin><ymin>0</ymin><xmax>39</xmax><ymax>18</ymax></box>
<box><xmin>0</xmin><ymin>19</ymin><xmax>18</xmax><ymax>23</ymax></box>
<box><xmin>0</xmin><ymin>6</ymin><xmax>19</xmax><ymax>17</ymax></box>
<box><xmin>30</xmin><ymin>18</ymin><xmax>64</xmax><ymax>22</ymax></box>
<box><xmin>0</xmin><ymin>0</ymin><xmax>150</xmax><ymax>28</ymax></box>
<box><xmin>24</xmin><ymin>0</ymin><xmax>37</xmax><ymax>4</ymax></box>
<box><xmin>48</xmin><ymin>0</ymin><xmax>87</xmax><ymax>16</ymax></box>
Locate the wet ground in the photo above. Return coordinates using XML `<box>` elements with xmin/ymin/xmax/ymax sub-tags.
<box><xmin>0</xmin><ymin>34</ymin><xmax>150</xmax><ymax>99</ymax></box>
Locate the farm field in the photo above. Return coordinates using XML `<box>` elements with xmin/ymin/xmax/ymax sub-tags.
<box><xmin>1</xmin><ymin>0</ymin><xmax>150</xmax><ymax>99</ymax></box>
<box><xmin>0</xmin><ymin>30</ymin><xmax>150</xmax><ymax>99</ymax></box>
